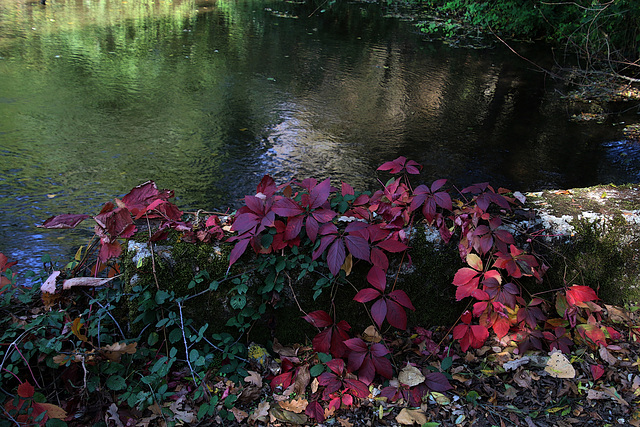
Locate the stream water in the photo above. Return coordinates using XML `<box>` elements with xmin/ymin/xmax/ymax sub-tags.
<box><xmin>0</xmin><ymin>0</ymin><xmax>638</xmax><ymax>276</ymax></box>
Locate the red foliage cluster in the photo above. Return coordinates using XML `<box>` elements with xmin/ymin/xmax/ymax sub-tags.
<box><xmin>36</xmin><ymin>156</ymin><xmax>622</xmax><ymax>414</ymax></box>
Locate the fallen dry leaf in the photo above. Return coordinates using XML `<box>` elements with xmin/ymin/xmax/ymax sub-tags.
<box><xmin>41</xmin><ymin>271</ymin><xmax>60</xmax><ymax>294</ymax></box>
<box><xmin>63</xmin><ymin>276</ymin><xmax>116</xmax><ymax>290</ymax></box>
<box><xmin>398</xmin><ymin>364</ymin><xmax>425</xmax><ymax>387</ymax></box>
<box><xmin>363</xmin><ymin>325</ymin><xmax>382</xmax><ymax>343</ymax></box>
<box><xmin>599</xmin><ymin>345</ymin><xmax>617</xmax><ymax>366</ymax></box>
<box><xmin>337</xmin><ymin>417</ymin><xmax>354</xmax><ymax>427</ymax></box>
<box><xmin>278</xmin><ymin>397</ymin><xmax>308</xmax><ymax>414</ymax></box>
<box><xmin>38</xmin><ymin>402</ymin><xmax>67</xmax><ymax>419</ymax></box>
<box><xmin>545</xmin><ymin>350</ymin><xmax>575</xmax><ymax>379</ymax></box>
<box><xmin>231</xmin><ymin>407</ymin><xmax>249</xmax><ymax>422</ymax></box>
<box><xmin>396</xmin><ymin>408</ymin><xmax>427</xmax><ymax>425</ymax></box>
<box><xmin>245</xmin><ymin>370</ymin><xmax>263</xmax><ymax>388</ymax></box>
<box><xmin>248</xmin><ymin>401</ymin><xmax>270</xmax><ymax>424</ymax></box>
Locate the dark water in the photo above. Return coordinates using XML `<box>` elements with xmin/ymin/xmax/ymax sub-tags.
<box><xmin>0</xmin><ymin>0</ymin><xmax>637</xmax><ymax>276</ymax></box>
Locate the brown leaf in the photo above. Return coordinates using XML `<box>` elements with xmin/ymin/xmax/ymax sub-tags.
<box><xmin>248</xmin><ymin>401</ymin><xmax>270</xmax><ymax>425</ymax></box>
<box><xmin>398</xmin><ymin>364</ymin><xmax>425</xmax><ymax>387</ymax></box>
<box><xmin>341</xmin><ymin>253</ymin><xmax>353</xmax><ymax>276</ymax></box>
<box><xmin>272</xmin><ymin>338</ymin><xmax>299</xmax><ymax>358</ymax></box>
<box><xmin>292</xmin><ymin>365</ymin><xmax>310</xmax><ymax>396</ymax></box>
<box><xmin>598</xmin><ymin>345</ymin><xmax>617</xmax><ymax>366</ymax></box>
<box><xmin>102</xmin><ymin>342</ymin><xmax>138</xmax><ymax>362</ymax></box>
<box><xmin>605</xmin><ymin>304</ymin><xmax>632</xmax><ymax>323</ymax></box>
<box><xmin>270</xmin><ymin>406</ymin><xmax>308</xmax><ymax>424</ymax></box>
<box><xmin>396</xmin><ymin>408</ymin><xmax>427</xmax><ymax>425</ymax></box>
<box><xmin>278</xmin><ymin>398</ymin><xmax>308</xmax><ymax>414</ymax></box>
<box><xmin>362</xmin><ymin>325</ymin><xmax>382</xmax><ymax>343</ymax></box>
<box><xmin>71</xmin><ymin>318</ymin><xmax>88</xmax><ymax>342</ymax></box>
<box><xmin>231</xmin><ymin>407</ymin><xmax>249</xmax><ymax>422</ymax></box>
<box><xmin>513</xmin><ymin>369</ymin><xmax>532</xmax><ymax>388</ymax></box>
<box><xmin>106</xmin><ymin>403</ymin><xmax>124</xmax><ymax>427</ymax></box>
<box><xmin>244</xmin><ymin>370</ymin><xmax>263</xmax><ymax>388</ymax></box>
<box><xmin>338</xmin><ymin>417</ymin><xmax>354</xmax><ymax>427</ymax></box>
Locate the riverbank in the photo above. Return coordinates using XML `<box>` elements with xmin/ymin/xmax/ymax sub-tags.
<box><xmin>2</xmin><ymin>173</ymin><xmax>639</xmax><ymax>425</ymax></box>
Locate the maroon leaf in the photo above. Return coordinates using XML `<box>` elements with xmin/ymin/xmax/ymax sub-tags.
<box><xmin>38</xmin><ymin>214</ymin><xmax>90</xmax><ymax>229</ymax></box>
<box><xmin>341</xmin><ymin>182</ymin><xmax>355</xmax><ymax>197</ymax></box>
<box><xmin>424</xmin><ymin>372</ymin><xmax>452</xmax><ymax>392</ymax></box>
<box><xmin>377</xmin><ymin>239</ymin><xmax>408</xmax><ymax>253</ymax></box>
<box><xmin>353</xmin><ymin>288</ymin><xmax>381</xmax><ymax>303</ymax></box>
<box><xmin>344</xmin><ymin>235</ymin><xmax>370</xmax><ymax>261</ymax></box>
<box><xmin>303</xmin><ymin>310</ymin><xmax>333</xmax><ymax>328</ymax></box>
<box><xmin>272</xmin><ymin>198</ymin><xmax>304</xmax><ymax>217</ymax></box>
<box><xmin>229</xmin><ymin>237</ymin><xmax>251</xmax><ymax>266</ymax></box>
<box><xmin>366</xmin><ymin>266</ymin><xmax>386</xmax><ymax>292</ymax></box>
<box><xmin>388</xmin><ymin>290</ymin><xmax>415</xmax><ymax>310</ymax></box>
<box><xmin>305</xmin><ymin>401</ymin><xmax>325</xmax><ymax>422</ymax></box>
<box><xmin>327</xmin><ymin>238</ymin><xmax>346</xmax><ymax>276</ymax></box>
<box><xmin>384</xmin><ymin>299</ymin><xmax>407</xmax><ymax>329</ymax></box>
<box><xmin>370</xmin><ymin>247</ymin><xmax>389</xmax><ymax>270</ymax></box>
<box><xmin>371</xmin><ymin>299</ymin><xmax>388</xmax><ymax>328</ymax></box>
<box><xmin>309</xmin><ymin>178</ymin><xmax>331</xmax><ymax>209</ymax></box>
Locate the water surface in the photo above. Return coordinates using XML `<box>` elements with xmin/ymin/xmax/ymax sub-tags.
<box><xmin>0</xmin><ymin>0</ymin><xmax>635</xmax><ymax>275</ymax></box>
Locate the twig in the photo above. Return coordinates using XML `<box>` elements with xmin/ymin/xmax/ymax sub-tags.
<box><xmin>82</xmin><ymin>290</ymin><xmax>126</xmax><ymax>341</ymax></box>
<box><xmin>177</xmin><ymin>301</ymin><xmax>208</xmax><ymax>399</ymax></box>
<box><xmin>1</xmin><ymin>405</ymin><xmax>21</xmax><ymax>426</ymax></box>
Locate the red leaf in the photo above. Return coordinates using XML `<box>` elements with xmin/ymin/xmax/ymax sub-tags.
<box><xmin>256</xmin><ymin>175</ymin><xmax>277</xmax><ymax>198</ymax></box>
<box><xmin>366</xmin><ymin>266</ymin><xmax>387</xmax><ymax>292</ymax></box>
<box><xmin>326</xmin><ymin>358</ymin><xmax>345</xmax><ymax>376</ymax></box>
<box><xmin>38</xmin><ymin>213</ymin><xmax>90</xmax><ymax>229</ymax></box>
<box><xmin>271</xmin><ymin>371</ymin><xmax>294</xmax><ymax>390</ymax></box>
<box><xmin>353</xmin><ymin>288</ymin><xmax>381</xmax><ymax>303</ymax></box>
<box><xmin>303</xmin><ymin>310</ymin><xmax>333</xmax><ymax>328</ymax></box>
<box><xmin>17</xmin><ymin>381</ymin><xmax>35</xmax><ymax>398</ymax></box>
<box><xmin>272</xmin><ymin>198</ymin><xmax>304</xmax><ymax>217</ymax></box>
<box><xmin>388</xmin><ymin>290</ymin><xmax>415</xmax><ymax>310</ymax></box>
<box><xmin>376</xmin><ymin>239</ymin><xmax>408</xmax><ymax>253</ymax></box>
<box><xmin>370</xmin><ymin>247</ymin><xmax>389</xmax><ymax>270</ymax></box>
<box><xmin>385</xmin><ymin>299</ymin><xmax>407</xmax><ymax>330</ymax></box>
<box><xmin>311</xmin><ymin>208</ymin><xmax>337</xmax><ymax>223</ymax></box>
<box><xmin>566</xmin><ymin>285</ymin><xmax>599</xmax><ymax>306</ymax></box>
<box><xmin>452</xmin><ymin>267</ymin><xmax>479</xmax><ymax>287</ymax></box>
<box><xmin>305</xmin><ymin>401</ymin><xmax>325</xmax><ymax>422</ymax></box>
<box><xmin>98</xmin><ymin>241</ymin><xmax>121</xmax><ymax>263</ymax></box>
<box><xmin>344</xmin><ymin>378</ymin><xmax>370</xmax><ymax>398</ymax></box>
<box><xmin>285</xmin><ymin>215</ymin><xmax>304</xmax><ymax>241</ymax></box>
<box><xmin>341</xmin><ymin>182</ymin><xmax>355</xmax><ymax>197</ymax></box>
<box><xmin>590</xmin><ymin>364</ymin><xmax>605</xmax><ymax>380</ymax></box>
<box><xmin>229</xmin><ymin>237</ymin><xmax>251</xmax><ymax>266</ymax></box>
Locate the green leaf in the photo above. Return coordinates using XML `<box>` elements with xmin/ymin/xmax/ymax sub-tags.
<box><xmin>106</xmin><ymin>375</ymin><xmax>127</xmax><ymax>391</ymax></box>
<box><xmin>148</xmin><ymin>332</ymin><xmax>159</xmax><ymax>346</ymax></box>
<box><xmin>309</xmin><ymin>364</ymin><xmax>325</xmax><ymax>377</ymax></box>
<box><xmin>169</xmin><ymin>328</ymin><xmax>182</xmax><ymax>344</ymax></box>
<box><xmin>208</xmin><ymin>281</ymin><xmax>219</xmax><ymax>291</ymax></box>
<box><xmin>46</xmin><ymin>418</ymin><xmax>69</xmax><ymax>426</ymax></box>
<box><xmin>230</xmin><ymin>295</ymin><xmax>246</xmax><ymax>310</ymax></box>
<box><xmin>155</xmin><ymin>290</ymin><xmax>171</xmax><ymax>305</ymax></box>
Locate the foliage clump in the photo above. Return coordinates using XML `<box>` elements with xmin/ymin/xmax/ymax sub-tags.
<box><xmin>1</xmin><ymin>157</ymin><xmax>636</xmax><ymax>424</ymax></box>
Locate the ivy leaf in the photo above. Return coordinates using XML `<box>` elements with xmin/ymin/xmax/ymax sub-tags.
<box><xmin>105</xmin><ymin>375</ymin><xmax>127</xmax><ymax>391</ymax></box>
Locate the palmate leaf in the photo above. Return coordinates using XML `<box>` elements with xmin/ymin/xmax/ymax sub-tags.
<box><xmin>344</xmin><ymin>338</ymin><xmax>392</xmax><ymax>384</ymax></box>
<box><xmin>305</xmin><ymin>401</ymin><xmax>325</xmax><ymax>422</ymax></box>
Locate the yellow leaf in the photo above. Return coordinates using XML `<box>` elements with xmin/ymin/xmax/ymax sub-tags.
<box><xmin>38</xmin><ymin>402</ymin><xmax>67</xmax><ymax>419</ymax></box>
<box><xmin>341</xmin><ymin>254</ymin><xmax>353</xmax><ymax>276</ymax></box>
<box><xmin>71</xmin><ymin>318</ymin><xmax>88</xmax><ymax>342</ymax></box>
